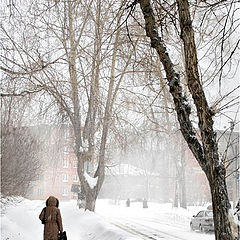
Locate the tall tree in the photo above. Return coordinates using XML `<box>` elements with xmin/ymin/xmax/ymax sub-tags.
<box><xmin>135</xmin><ymin>0</ymin><xmax>239</xmax><ymax>239</ymax></box>
<box><xmin>0</xmin><ymin>0</ymin><xmax>137</xmax><ymax>211</ymax></box>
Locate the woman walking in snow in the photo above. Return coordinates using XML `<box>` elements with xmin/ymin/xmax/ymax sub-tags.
<box><xmin>39</xmin><ymin>196</ymin><xmax>63</xmax><ymax>240</ymax></box>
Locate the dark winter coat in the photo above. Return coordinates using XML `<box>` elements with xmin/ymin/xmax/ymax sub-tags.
<box><xmin>39</xmin><ymin>196</ymin><xmax>63</xmax><ymax>240</ymax></box>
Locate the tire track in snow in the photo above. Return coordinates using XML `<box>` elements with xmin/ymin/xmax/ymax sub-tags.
<box><xmin>111</xmin><ymin>221</ymin><xmax>163</xmax><ymax>239</ymax></box>
<box><xmin>110</xmin><ymin>219</ymin><xmax>187</xmax><ymax>240</ymax></box>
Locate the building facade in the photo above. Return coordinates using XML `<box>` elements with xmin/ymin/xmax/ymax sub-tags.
<box><xmin>27</xmin><ymin>125</ymin><xmax>239</xmax><ymax>205</ymax></box>
<box><xmin>27</xmin><ymin>125</ymin><xmax>81</xmax><ymax>200</ymax></box>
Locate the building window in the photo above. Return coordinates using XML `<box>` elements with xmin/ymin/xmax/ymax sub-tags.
<box><xmin>37</xmin><ymin>188</ymin><xmax>43</xmax><ymax>195</ymax></box>
<box><xmin>62</xmin><ymin>188</ymin><xmax>68</xmax><ymax>196</ymax></box>
<box><xmin>73</xmin><ymin>161</ymin><xmax>78</xmax><ymax>168</ymax></box>
<box><xmin>63</xmin><ymin>160</ymin><xmax>68</xmax><ymax>168</ymax></box>
<box><xmin>73</xmin><ymin>175</ymin><xmax>78</xmax><ymax>182</ymax></box>
<box><xmin>36</xmin><ymin>175</ymin><xmax>44</xmax><ymax>181</ymax></box>
<box><xmin>64</xmin><ymin>146</ymin><xmax>68</xmax><ymax>154</ymax></box>
<box><xmin>63</xmin><ymin>173</ymin><xmax>68</xmax><ymax>182</ymax></box>
<box><xmin>64</xmin><ymin>129</ymin><xmax>69</xmax><ymax>139</ymax></box>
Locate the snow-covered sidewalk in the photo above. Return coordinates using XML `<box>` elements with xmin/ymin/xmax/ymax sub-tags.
<box><xmin>1</xmin><ymin>199</ymin><xmax>140</xmax><ymax>240</ymax></box>
<box><xmin>1</xmin><ymin>198</ymin><xmax>215</xmax><ymax>240</ymax></box>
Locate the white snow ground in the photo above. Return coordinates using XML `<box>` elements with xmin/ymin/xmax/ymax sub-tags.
<box><xmin>1</xmin><ymin>198</ymin><xmax>215</xmax><ymax>240</ymax></box>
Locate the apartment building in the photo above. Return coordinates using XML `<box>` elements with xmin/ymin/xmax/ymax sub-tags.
<box><xmin>27</xmin><ymin>124</ymin><xmax>239</xmax><ymax>204</ymax></box>
<box><xmin>27</xmin><ymin>125</ymin><xmax>81</xmax><ymax>200</ymax></box>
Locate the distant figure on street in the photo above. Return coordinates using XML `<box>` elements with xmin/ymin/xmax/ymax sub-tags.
<box><xmin>39</xmin><ymin>196</ymin><xmax>63</xmax><ymax>240</ymax></box>
<box><xmin>126</xmin><ymin>198</ymin><xmax>130</xmax><ymax>207</ymax></box>
<box><xmin>143</xmin><ymin>198</ymin><xmax>148</xmax><ymax>208</ymax></box>
<box><xmin>207</xmin><ymin>205</ymin><xmax>212</xmax><ymax>210</ymax></box>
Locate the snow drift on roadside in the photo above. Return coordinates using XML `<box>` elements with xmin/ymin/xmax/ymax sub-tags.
<box><xmin>1</xmin><ymin>199</ymin><xmax>140</xmax><ymax>240</ymax></box>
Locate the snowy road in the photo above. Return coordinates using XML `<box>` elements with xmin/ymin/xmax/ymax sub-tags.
<box><xmin>96</xmin><ymin>200</ymin><xmax>215</xmax><ymax>240</ymax></box>
<box><xmin>111</xmin><ymin>219</ymin><xmax>188</xmax><ymax>240</ymax></box>
<box><xmin>107</xmin><ymin>217</ymin><xmax>214</xmax><ymax>240</ymax></box>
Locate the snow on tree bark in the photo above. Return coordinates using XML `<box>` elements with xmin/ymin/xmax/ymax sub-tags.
<box><xmin>138</xmin><ymin>0</ymin><xmax>236</xmax><ymax>239</ymax></box>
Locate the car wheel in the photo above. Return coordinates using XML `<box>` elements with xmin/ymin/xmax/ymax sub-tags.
<box><xmin>190</xmin><ymin>222</ymin><xmax>194</xmax><ymax>231</ymax></box>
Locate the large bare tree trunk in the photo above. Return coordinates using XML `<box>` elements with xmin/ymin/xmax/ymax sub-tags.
<box><xmin>77</xmin><ymin>2</ymin><xmax>126</xmax><ymax>211</ymax></box>
<box><xmin>0</xmin><ymin>0</ymin><xmax>132</xmax><ymax>213</ymax></box>
<box><xmin>138</xmin><ymin>0</ymin><xmax>235</xmax><ymax>239</ymax></box>
<box><xmin>177</xmin><ymin>1</ymin><xmax>234</xmax><ymax>238</ymax></box>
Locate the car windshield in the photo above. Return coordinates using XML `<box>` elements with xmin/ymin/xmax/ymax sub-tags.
<box><xmin>205</xmin><ymin>211</ymin><xmax>213</xmax><ymax>217</ymax></box>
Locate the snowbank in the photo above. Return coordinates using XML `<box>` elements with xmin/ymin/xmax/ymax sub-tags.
<box><xmin>1</xmin><ymin>199</ymin><xmax>140</xmax><ymax>240</ymax></box>
<box><xmin>1</xmin><ymin>199</ymin><xmax>43</xmax><ymax>240</ymax></box>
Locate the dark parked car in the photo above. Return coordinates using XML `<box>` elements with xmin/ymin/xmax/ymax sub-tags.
<box><xmin>190</xmin><ymin>210</ymin><xmax>214</xmax><ymax>232</ymax></box>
